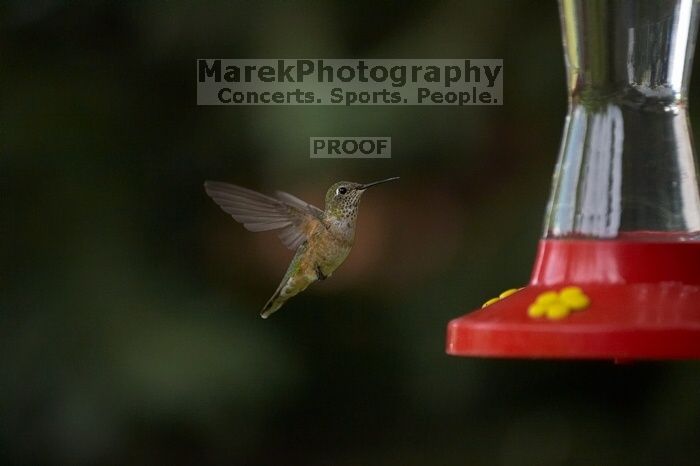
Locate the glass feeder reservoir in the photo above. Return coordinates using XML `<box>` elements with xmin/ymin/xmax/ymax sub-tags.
<box><xmin>447</xmin><ymin>0</ymin><xmax>700</xmax><ymax>360</ymax></box>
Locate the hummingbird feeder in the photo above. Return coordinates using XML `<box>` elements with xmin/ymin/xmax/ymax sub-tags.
<box><xmin>447</xmin><ymin>0</ymin><xmax>700</xmax><ymax>360</ymax></box>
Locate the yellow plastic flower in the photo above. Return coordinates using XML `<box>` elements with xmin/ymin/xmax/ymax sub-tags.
<box><xmin>482</xmin><ymin>297</ymin><xmax>500</xmax><ymax>308</ymax></box>
<box><xmin>528</xmin><ymin>286</ymin><xmax>590</xmax><ymax>320</ymax></box>
<box><xmin>499</xmin><ymin>288</ymin><xmax>519</xmax><ymax>299</ymax></box>
<box><xmin>535</xmin><ymin>291</ymin><xmax>559</xmax><ymax>305</ymax></box>
<box><xmin>559</xmin><ymin>286</ymin><xmax>590</xmax><ymax>310</ymax></box>
<box><xmin>481</xmin><ymin>287</ymin><xmax>523</xmax><ymax>308</ymax></box>
<box><xmin>527</xmin><ymin>303</ymin><xmax>548</xmax><ymax>318</ymax></box>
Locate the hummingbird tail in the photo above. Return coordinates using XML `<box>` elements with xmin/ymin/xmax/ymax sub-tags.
<box><xmin>260</xmin><ymin>243</ymin><xmax>315</xmax><ymax>319</ymax></box>
<box><xmin>260</xmin><ymin>291</ymin><xmax>285</xmax><ymax>319</ymax></box>
<box><xmin>260</xmin><ymin>270</ymin><xmax>315</xmax><ymax>318</ymax></box>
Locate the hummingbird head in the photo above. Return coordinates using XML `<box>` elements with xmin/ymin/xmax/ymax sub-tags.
<box><xmin>324</xmin><ymin>177</ymin><xmax>399</xmax><ymax>219</ymax></box>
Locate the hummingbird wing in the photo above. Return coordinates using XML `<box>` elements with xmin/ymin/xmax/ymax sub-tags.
<box><xmin>204</xmin><ymin>181</ymin><xmax>324</xmax><ymax>250</ymax></box>
<box><xmin>273</xmin><ymin>190</ymin><xmax>326</xmax><ymax>247</ymax></box>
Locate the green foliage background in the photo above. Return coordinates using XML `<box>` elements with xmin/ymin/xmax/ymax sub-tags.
<box><xmin>3</xmin><ymin>1</ymin><xmax>700</xmax><ymax>464</ymax></box>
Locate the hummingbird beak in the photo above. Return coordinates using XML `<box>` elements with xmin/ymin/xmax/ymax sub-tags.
<box><xmin>358</xmin><ymin>177</ymin><xmax>400</xmax><ymax>190</ymax></box>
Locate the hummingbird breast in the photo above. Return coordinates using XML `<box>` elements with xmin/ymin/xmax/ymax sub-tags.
<box><xmin>306</xmin><ymin>220</ymin><xmax>354</xmax><ymax>279</ymax></box>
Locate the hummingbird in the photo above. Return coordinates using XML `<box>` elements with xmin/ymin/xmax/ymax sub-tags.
<box><xmin>204</xmin><ymin>177</ymin><xmax>399</xmax><ymax>318</ymax></box>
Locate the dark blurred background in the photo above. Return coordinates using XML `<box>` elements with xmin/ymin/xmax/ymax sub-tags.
<box><xmin>3</xmin><ymin>1</ymin><xmax>700</xmax><ymax>465</ymax></box>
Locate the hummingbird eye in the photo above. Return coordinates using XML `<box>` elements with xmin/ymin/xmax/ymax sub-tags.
<box><xmin>337</xmin><ymin>187</ymin><xmax>347</xmax><ymax>195</ymax></box>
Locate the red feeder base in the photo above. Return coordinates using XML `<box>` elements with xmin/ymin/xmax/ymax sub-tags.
<box><xmin>446</xmin><ymin>238</ymin><xmax>700</xmax><ymax>360</ymax></box>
